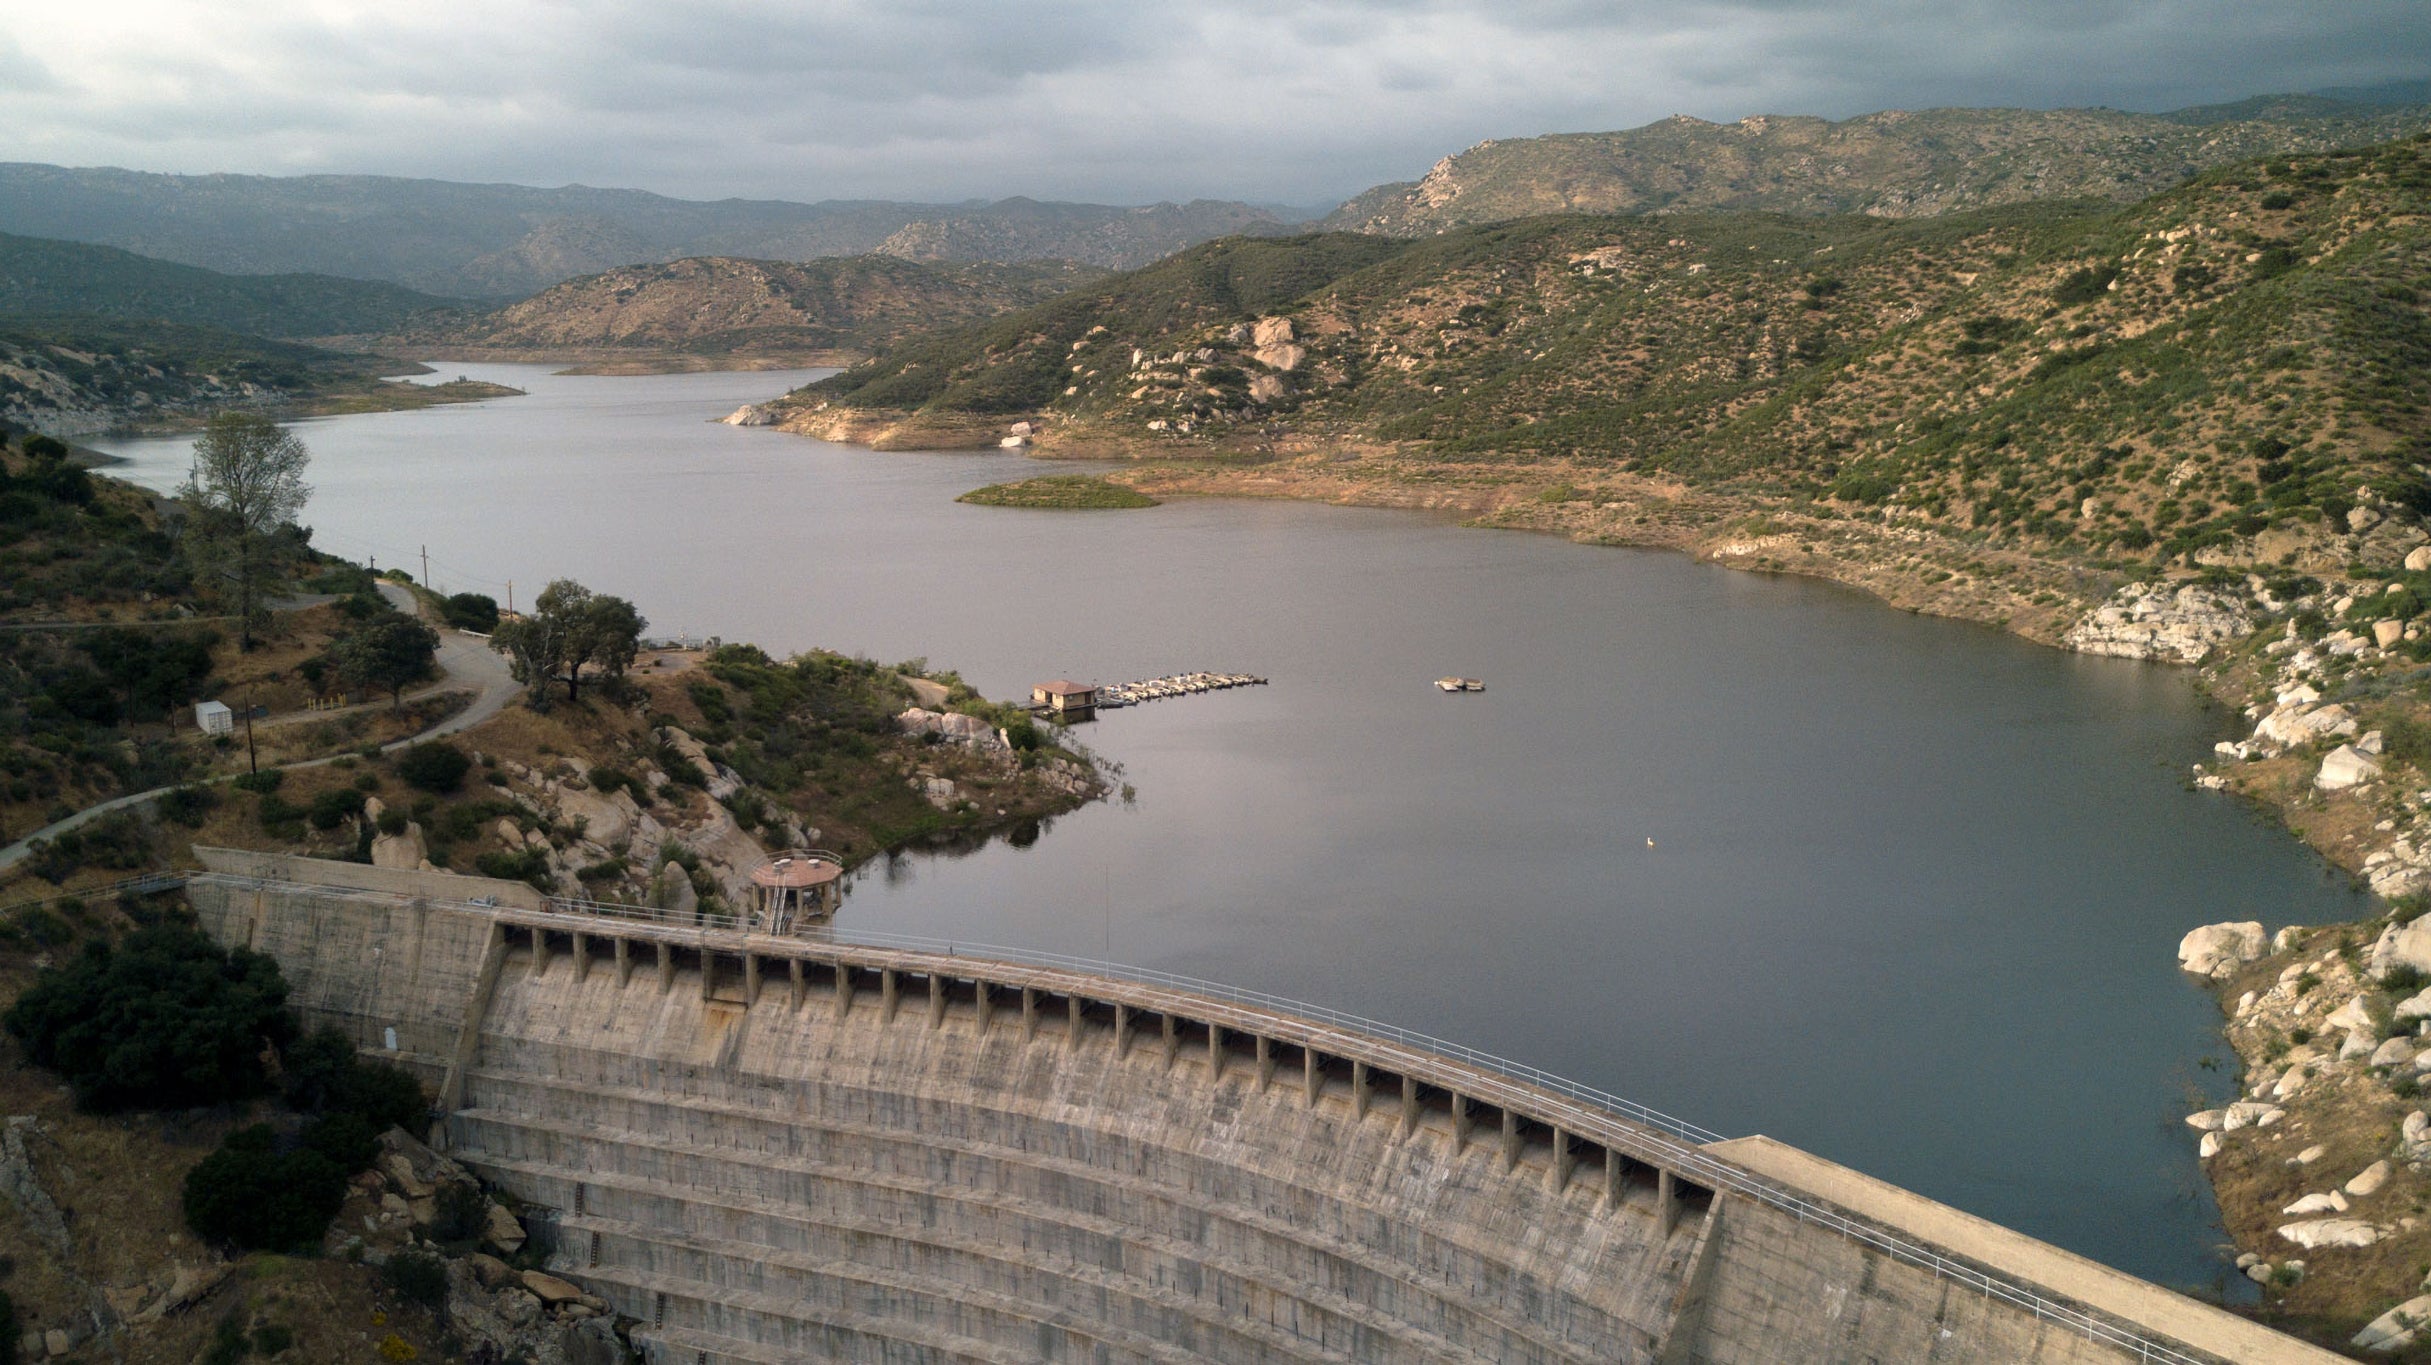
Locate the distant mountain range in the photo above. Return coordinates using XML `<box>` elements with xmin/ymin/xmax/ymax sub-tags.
<box><xmin>0</xmin><ymin>165</ymin><xmax>1299</xmax><ymax>298</ymax></box>
<box><xmin>0</xmin><ymin>231</ymin><xmax>465</xmax><ymax>337</ymax></box>
<box><xmin>1321</xmin><ymin>96</ymin><xmax>2431</xmax><ymax>235</ymax></box>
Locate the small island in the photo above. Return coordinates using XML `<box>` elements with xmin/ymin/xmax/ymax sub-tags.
<box><xmin>958</xmin><ymin>475</ymin><xmax>1159</xmax><ymax>509</ymax></box>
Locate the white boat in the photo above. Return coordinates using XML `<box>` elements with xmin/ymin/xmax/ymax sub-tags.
<box><xmin>1435</xmin><ymin>677</ymin><xmax>1484</xmax><ymax>692</ymax></box>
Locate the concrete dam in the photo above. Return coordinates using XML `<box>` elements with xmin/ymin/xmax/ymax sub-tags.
<box><xmin>184</xmin><ymin>849</ymin><xmax>2333</xmax><ymax>1365</ymax></box>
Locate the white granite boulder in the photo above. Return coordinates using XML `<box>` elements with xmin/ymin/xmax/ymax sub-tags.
<box><xmin>2320</xmin><ymin>744</ymin><xmax>2386</xmax><ymax>792</ymax></box>
<box><xmin>2278</xmin><ymin>1218</ymin><xmax>2380</xmax><ymax>1249</ymax></box>
<box><xmin>2178</xmin><ymin>921</ymin><xmax>2267</xmax><ymax>978</ymax></box>
<box><xmin>2355</xmin><ymin>1293</ymin><xmax>2431</xmax><ymax>1351</ymax></box>
<box><xmin>2348</xmin><ymin>1160</ymin><xmax>2394</xmax><ymax>1198</ymax></box>
<box><xmin>2064</xmin><ymin>584</ymin><xmax>2254</xmax><ymax>664</ymax></box>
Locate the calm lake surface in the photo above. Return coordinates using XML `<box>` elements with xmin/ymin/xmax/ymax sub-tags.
<box><xmin>93</xmin><ymin>364</ymin><xmax>2374</xmax><ymax>1291</ymax></box>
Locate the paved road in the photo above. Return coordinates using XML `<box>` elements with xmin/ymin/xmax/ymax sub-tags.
<box><xmin>0</xmin><ymin>581</ymin><xmax>524</xmax><ymax>874</ymax></box>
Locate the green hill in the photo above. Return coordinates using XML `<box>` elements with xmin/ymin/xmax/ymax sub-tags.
<box><xmin>791</xmin><ymin>134</ymin><xmax>2431</xmax><ymax>623</ymax></box>
<box><xmin>1321</xmin><ymin>98</ymin><xmax>2431</xmax><ymax>236</ymax></box>
<box><xmin>0</xmin><ymin>232</ymin><xmax>465</xmax><ymax>337</ymax></box>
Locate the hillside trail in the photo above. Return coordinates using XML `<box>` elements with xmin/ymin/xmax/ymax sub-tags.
<box><xmin>0</xmin><ymin>582</ymin><xmax>523</xmax><ymax>874</ymax></box>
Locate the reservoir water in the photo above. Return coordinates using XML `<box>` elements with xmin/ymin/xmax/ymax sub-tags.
<box><xmin>92</xmin><ymin>364</ymin><xmax>2374</xmax><ymax>1291</ymax></box>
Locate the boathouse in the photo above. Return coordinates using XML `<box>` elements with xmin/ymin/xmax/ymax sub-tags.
<box><xmin>748</xmin><ymin>850</ymin><xmax>845</xmax><ymax>933</ymax></box>
<box><xmin>1032</xmin><ymin>679</ymin><xmax>1098</xmax><ymax>720</ymax></box>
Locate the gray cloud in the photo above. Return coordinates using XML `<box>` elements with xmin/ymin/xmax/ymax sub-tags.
<box><xmin>0</xmin><ymin>0</ymin><xmax>2423</xmax><ymax>206</ymax></box>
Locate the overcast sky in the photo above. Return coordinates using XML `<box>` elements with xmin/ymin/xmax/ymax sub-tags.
<box><xmin>1</xmin><ymin>1</ymin><xmax>2424</xmax><ymax>208</ymax></box>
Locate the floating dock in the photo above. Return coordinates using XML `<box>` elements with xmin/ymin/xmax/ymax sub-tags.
<box><xmin>1095</xmin><ymin>671</ymin><xmax>1266</xmax><ymax>709</ymax></box>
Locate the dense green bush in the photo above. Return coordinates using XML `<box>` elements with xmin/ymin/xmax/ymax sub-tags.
<box><xmin>21</xmin><ymin>810</ymin><xmax>152</xmax><ymax>885</ymax></box>
<box><xmin>180</xmin><ymin>1124</ymin><xmax>347</xmax><ymax>1252</ymax></box>
<box><xmin>381</xmin><ymin>1249</ymin><xmax>449</xmax><ymax>1306</ymax></box>
<box><xmin>395</xmin><ymin>742</ymin><xmax>469</xmax><ymax>793</ymax></box>
<box><xmin>306</xmin><ymin>787</ymin><xmax>362</xmax><ymax>830</ymax></box>
<box><xmin>4</xmin><ymin>924</ymin><xmax>293</xmax><ymax>1111</ymax></box>
<box><xmin>278</xmin><ymin>1027</ymin><xmax>429</xmax><ymax>1133</ymax></box>
<box><xmin>440</xmin><ymin>592</ymin><xmax>499</xmax><ymax>633</ymax></box>
<box><xmin>156</xmin><ymin>784</ymin><xmax>219</xmax><ymax>828</ymax></box>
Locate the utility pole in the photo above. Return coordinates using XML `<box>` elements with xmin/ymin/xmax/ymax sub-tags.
<box><xmin>506</xmin><ymin>580</ymin><xmax>514</xmax><ymax>615</ymax></box>
<box><xmin>243</xmin><ymin>684</ymin><xmax>258</xmax><ymax>775</ymax></box>
<box><xmin>421</xmin><ymin>544</ymin><xmax>430</xmax><ymax>591</ymax></box>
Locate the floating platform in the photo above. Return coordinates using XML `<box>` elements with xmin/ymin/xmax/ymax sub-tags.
<box><xmin>1436</xmin><ymin>677</ymin><xmax>1485</xmax><ymax>692</ymax></box>
<box><xmin>1093</xmin><ymin>671</ymin><xmax>1266</xmax><ymax>709</ymax></box>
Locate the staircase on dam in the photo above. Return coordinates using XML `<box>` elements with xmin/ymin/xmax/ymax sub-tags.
<box><xmin>181</xmin><ymin>848</ymin><xmax>2339</xmax><ymax>1365</ymax></box>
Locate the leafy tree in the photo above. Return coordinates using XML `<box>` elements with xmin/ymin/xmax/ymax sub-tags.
<box><xmin>330</xmin><ymin>614</ymin><xmax>440</xmax><ymax>710</ymax></box>
<box><xmin>490</xmin><ymin>578</ymin><xmax>646</xmax><ymax>707</ymax></box>
<box><xmin>179</xmin><ymin>412</ymin><xmax>311</xmax><ymax>650</ymax></box>
<box><xmin>440</xmin><ymin>591</ymin><xmax>499</xmax><ymax>632</ymax></box>
<box><xmin>4</xmin><ymin>924</ymin><xmax>293</xmax><ymax>1111</ymax></box>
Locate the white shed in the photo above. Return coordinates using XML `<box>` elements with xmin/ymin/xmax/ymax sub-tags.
<box><xmin>194</xmin><ymin>700</ymin><xmax>233</xmax><ymax>736</ymax></box>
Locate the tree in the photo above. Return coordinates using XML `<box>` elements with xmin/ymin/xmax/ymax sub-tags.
<box><xmin>440</xmin><ymin>592</ymin><xmax>499</xmax><ymax>632</ymax></box>
<box><xmin>179</xmin><ymin>412</ymin><xmax>311</xmax><ymax>650</ymax></box>
<box><xmin>490</xmin><ymin>578</ymin><xmax>646</xmax><ymax>707</ymax></box>
<box><xmin>3</xmin><ymin>924</ymin><xmax>294</xmax><ymax>1112</ymax></box>
<box><xmin>329</xmin><ymin>614</ymin><xmax>440</xmax><ymax>710</ymax></box>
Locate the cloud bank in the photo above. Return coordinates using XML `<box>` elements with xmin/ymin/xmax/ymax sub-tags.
<box><xmin>1</xmin><ymin>0</ymin><xmax>2424</xmax><ymax>206</ymax></box>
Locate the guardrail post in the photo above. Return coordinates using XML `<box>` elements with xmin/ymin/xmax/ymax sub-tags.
<box><xmin>1255</xmin><ymin>1035</ymin><xmax>1274</xmax><ymax>1093</ymax></box>
<box><xmin>615</xmin><ymin>936</ymin><xmax>632</xmax><ymax>987</ymax></box>
<box><xmin>1501</xmin><ymin>1109</ymin><xmax>1520</xmax><ymax>1172</ymax></box>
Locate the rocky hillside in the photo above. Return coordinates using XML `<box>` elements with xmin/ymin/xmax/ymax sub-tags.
<box><xmin>420</xmin><ymin>254</ymin><xmax>1101</xmax><ymax>359</ymax></box>
<box><xmin>1324</xmin><ymin>97</ymin><xmax>2431</xmax><ymax>236</ymax></box>
<box><xmin>0</xmin><ymin>317</ymin><xmax>488</xmax><ymax>435</ymax></box>
<box><xmin>793</xmin><ymin>135</ymin><xmax>2431</xmax><ymax>614</ymax></box>
<box><xmin>0</xmin><ymin>164</ymin><xmax>1293</xmax><ymax>297</ymax></box>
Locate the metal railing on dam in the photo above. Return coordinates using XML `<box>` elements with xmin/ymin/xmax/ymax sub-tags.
<box><xmin>178</xmin><ymin>865</ymin><xmax>2235</xmax><ymax>1365</ymax></box>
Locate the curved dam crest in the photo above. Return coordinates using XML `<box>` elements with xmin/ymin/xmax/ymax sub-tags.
<box><xmin>184</xmin><ymin>849</ymin><xmax>2328</xmax><ymax>1364</ymax></box>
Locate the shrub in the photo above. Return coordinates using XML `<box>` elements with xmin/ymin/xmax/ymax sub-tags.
<box><xmin>395</xmin><ymin>742</ymin><xmax>469</xmax><ymax>793</ymax></box>
<box><xmin>252</xmin><ymin>1323</ymin><xmax>293</xmax><ymax>1356</ymax></box>
<box><xmin>430</xmin><ymin>1181</ymin><xmax>489</xmax><ymax>1242</ymax></box>
<box><xmin>279</xmin><ymin>1027</ymin><xmax>429</xmax><ymax>1133</ymax></box>
<box><xmin>181</xmin><ymin>1124</ymin><xmax>346</xmax><ymax>1251</ymax></box>
<box><xmin>4</xmin><ymin>924</ymin><xmax>294</xmax><ymax>1111</ymax></box>
<box><xmin>306</xmin><ymin>787</ymin><xmax>363</xmax><ymax>831</ymax></box>
<box><xmin>22</xmin><ymin>811</ymin><xmax>152</xmax><ymax>885</ymax></box>
<box><xmin>157</xmin><ymin>784</ymin><xmax>218</xmax><ymax>828</ymax></box>
<box><xmin>382</xmin><ymin>1249</ymin><xmax>449</xmax><ymax>1307</ymax></box>
<box><xmin>474</xmin><ymin>848</ymin><xmax>552</xmax><ymax>889</ymax></box>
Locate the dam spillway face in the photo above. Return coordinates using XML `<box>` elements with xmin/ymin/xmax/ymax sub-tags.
<box><xmin>187</xmin><ymin>853</ymin><xmax>2169</xmax><ymax>1364</ymax></box>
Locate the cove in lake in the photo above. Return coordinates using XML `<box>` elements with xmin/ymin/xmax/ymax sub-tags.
<box><xmin>90</xmin><ymin>363</ymin><xmax>2374</xmax><ymax>1291</ymax></box>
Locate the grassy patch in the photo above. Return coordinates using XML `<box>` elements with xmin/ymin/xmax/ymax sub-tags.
<box><xmin>958</xmin><ymin>476</ymin><xmax>1160</xmax><ymax>509</ymax></box>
